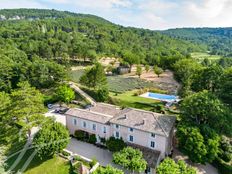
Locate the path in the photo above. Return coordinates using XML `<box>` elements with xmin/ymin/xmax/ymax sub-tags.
<box><xmin>173</xmin><ymin>148</ymin><xmax>218</xmax><ymax>174</ymax></box>
<box><xmin>66</xmin><ymin>139</ymin><xmax>129</xmax><ymax>173</ymax></box>
<box><xmin>69</xmin><ymin>81</ymin><xmax>96</xmax><ymax>106</ymax></box>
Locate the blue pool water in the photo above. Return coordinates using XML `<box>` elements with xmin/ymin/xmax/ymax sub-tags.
<box><xmin>147</xmin><ymin>92</ymin><xmax>178</xmax><ymax>101</ymax></box>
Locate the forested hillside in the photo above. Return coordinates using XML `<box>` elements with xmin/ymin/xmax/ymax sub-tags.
<box><xmin>0</xmin><ymin>9</ymin><xmax>205</xmax><ymax>66</ymax></box>
<box><xmin>162</xmin><ymin>28</ymin><xmax>232</xmax><ymax>56</ymax></box>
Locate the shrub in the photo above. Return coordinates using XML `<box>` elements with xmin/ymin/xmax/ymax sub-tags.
<box><xmin>74</xmin><ymin>130</ymin><xmax>89</xmax><ymax>141</ymax></box>
<box><xmin>106</xmin><ymin>137</ymin><xmax>126</xmax><ymax>152</ymax></box>
<box><xmin>61</xmin><ymin>150</ymin><xmax>70</xmax><ymax>157</ymax></box>
<box><xmin>212</xmin><ymin>158</ymin><xmax>232</xmax><ymax>174</ymax></box>
<box><xmin>90</xmin><ymin>158</ymin><xmax>98</xmax><ymax>168</ymax></box>
<box><xmin>100</xmin><ymin>137</ymin><xmax>106</xmax><ymax>144</ymax></box>
<box><xmin>88</xmin><ymin>134</ymin><xmax>97</xmax><ymax>144</ymax></box>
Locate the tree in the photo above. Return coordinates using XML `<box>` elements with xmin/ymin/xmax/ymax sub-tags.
<box><xmin>173</xmin><ymin>59</ymin><xmax>203</xmax><ymax>96</ymax></box>
<box><xmin>33</xmin><ymin>118</ymin><xmax>70</xmax><ymax>159</ymax></box>
<box><xmin>136</xmin><ymin>65</ymin><xmax>142</xmax><ymax>78</ymax></box>
<box><xmin>56</xmin><ymin>84</ymin><xmax>75</xmax><ymax>103</ymax></box>
<box><xmin>177</xmin><ymin>124</ymin><xmax>220</xmax><ymax>164</ymax></box>
<box><xmin>93</xmin><ymin>165</ymin><xmax>124</xmax><ymax>174</ymax></box>
<box><xmin>113</xmin><ymin>147</ymin><xmax>147</xmax><ymax>173</ymax></box>
<box><xmin>218</xmin><ymin>67</ymin><xmax>232</xmax><ymax>107</ymax></box>
<box><xmin>80</xmin><ymin>63</ymin><xmax>107</xmax><ymax>89</ymax></box>
<box><xmin>156</xmin><ymin>158</ymin><xmax>196</xmax><ymax>174</ymax></box>
<box><xmin>193</xmin><ymin>65</ymin><xmax>223</xmax><ymax>92</ymax></box>
<box><xmin>153</xmin><ymin>66</ymin><xmax>163</xmax><ymax>77</ymax></box>
<box><xmin>123</xmin><ymin>51</ymin><xmax>139</xmax><ymax>73</ymax></box>
<box><xmin>180</xmin><ymin>90</ymin><xmax>232</xmax><ymax>136</ymax></box>
<box><xmin>106</xmin><ymin>137</ymin><xmax>126</xmax><ymax>152</ymax></box>
<box><xmin>145</xmin><ymin>64</ymin><xmax>150</xmax><ymax>73</ymax></box>
<box><xmin>96</xmin><ymin>87</ymin><xmax>109</xmax><ymax>102</ymax></box>
<box><xmin>10</xmin><ymin>81</ymin><xmax>46</xmax><ymax>138</ymax></box>
<box><xmin>177</xmin><ymin>126</ymin><xmax>207</xmax><ymax>163</ymax></box>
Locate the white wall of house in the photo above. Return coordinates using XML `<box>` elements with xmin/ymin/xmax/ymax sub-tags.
<box><xmin>66</xmin><ymin>116</ymin><xmax>111</xmax><ymax>140</ymax></box>
<box><xmin>66</xmin><ymin>115</ymin><xmax>171</xmax><ymax>159</ymax></box>
<box><xmin>110</xmin><ymin>123</ymin><xmax>167</xmax><ymax>159</ymax></box>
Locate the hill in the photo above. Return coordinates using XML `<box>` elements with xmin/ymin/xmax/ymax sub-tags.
<box><xmin>0</xmin><ymin>9</ymin><xmax>205</xmax><ymax>68</ymax></box>
<box><xmin>162</xmin><ymin>28</ymin><xmax>232</xmax><ymax>56</ymax></box>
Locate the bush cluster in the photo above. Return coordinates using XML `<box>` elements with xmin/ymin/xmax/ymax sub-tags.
<box><xmin>74</xmin><ymin>130</ymin><xmax>97</xmax><ymax>144</ymax></box>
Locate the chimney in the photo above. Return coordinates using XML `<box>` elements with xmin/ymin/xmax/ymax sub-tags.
<box><xmin>123</xmin><ymin>114</ymin><xmax>127</xmax><ymax>119</ymax></box>
<box><xmin>142</xmin><ymin>119</ymin><xmax>146</xmax><ymax>125</ymax></box>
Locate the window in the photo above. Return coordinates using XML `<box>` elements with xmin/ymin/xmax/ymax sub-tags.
<box><xmin>129</xmin><ymin>135</ymin><xmax>133</xmax><ymax>142</ymax></box>
<box><xmin>73</xmin><ymin>118</ymin><xmax>77</xmax><ymax>125</ymax></box>
<box><xmin>151</xmin><ymin>133</ymin><xmax>156</xmax><ymax>138</ymax></box>
<box><xmin>115</xmin><ymin>124</ymin><xmax>119</xmax><ymax>129</ymax></box>
<box><xmin>92</xmin><ymin>124</ymin><xmax>96</xmax><ymax>131</ymax></box>
<box><xmin>82</xmin><ymin>121</ymin><xmax>87</xmax><ymax>128</ymax></box>
<box><xmin>129</xmin><ymin>128</ymin><xmax>133</xmax><ymax>132</ymax></box>
<box><xmin>115</xmin><ymin>131</ymin><xmax>120</xmax><ymax>138</ymax></box>
<box><xmin>103</xmin><ymin>126</ymin><xmax>107</xmax><ymax>133</ymax></box>
<box><xmin>150</xmin><ymin>141</ymin><xmax>155</xmax><ymax>148</ymax></box>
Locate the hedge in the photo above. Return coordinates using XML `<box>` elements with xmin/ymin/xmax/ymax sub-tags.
<box><xmin>212</xmin><ymin>158</ymin><xmax>232</xmax><ymax>174</ymax></box>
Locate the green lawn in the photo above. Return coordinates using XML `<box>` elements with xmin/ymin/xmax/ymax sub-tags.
<box><xmin>109</xmin><ymin>90</ymin><xmax>163</xmax><ymax>111</ymax></box>
<box><xmin>191</xmin><ymin>52</ymin><xmax>221</xmax><ymax>62</ymax></box>
<box><xmin>5</xmin><ymin>149</ymin><xmax>72</xmax><ymax>174</ymax></box>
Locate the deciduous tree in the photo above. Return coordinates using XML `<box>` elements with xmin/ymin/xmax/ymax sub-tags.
<box><xmin>136</xmin><ymin>65</ymin><xmax>142</xmax><ymax>78</ymax></box>
<box><xmin>113</xmin><ymin>147</ymin><xmax>147</xmax><ymax>173</ymax></box>
<box><xmin>33</xmin><ymin>118</ymin><xmax>70</xmax><ymax>159</ymax></box>
<box><xmin>93</xmin><ymin>165</ymin><xmax>124</xmax><ymax>174</ymax></box>
<box><xmin>153</xmin><ymin>66</ymin><xmax>163</xmax><ymax>77</ymax></box>
<box><xmin>56</xmin><ymin>84</ymin><xmax>75</xmax><ymax>103</ymax></box>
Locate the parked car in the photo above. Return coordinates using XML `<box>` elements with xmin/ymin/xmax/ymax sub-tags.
<box><xmin>47</xmin><ymin>104</ymin><xmax>53</xmax><ymax>109</ymax></box>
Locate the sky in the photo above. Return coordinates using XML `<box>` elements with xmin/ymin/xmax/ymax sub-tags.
<box><xmin>0</xmin><ymin>0</ymin><xmax>232</xmax><ymax>30</ymax></box>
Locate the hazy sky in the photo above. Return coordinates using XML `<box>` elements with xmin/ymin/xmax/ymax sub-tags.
<box><xmin>1</xmin><ymin>0</ymin><xmax>232</xmax><ymax>30</ymax></box>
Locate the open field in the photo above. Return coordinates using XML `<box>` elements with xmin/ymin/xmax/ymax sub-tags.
<box><xmin>70</xmin><ymin>66</ymin><xmax>179</xmax><ymax>94</ymax></box>
<box><xmin>5</xmin><ymin>149</ymin><xmax>72</xmax><ymax>174</ymax></box>
<box><xmin>191</xmin><ymin>52</ymin><xmax>222</xmax><ymax>61</ymax></box>
<box><xmin>109</xmin><ymin>90</ymin><xmax>163</xmax><ymax>111</ymax></box>
<box><xmin>70</xmin><ymin>69</ymin><xmax>162</xmax><ymax>93</ymax></box>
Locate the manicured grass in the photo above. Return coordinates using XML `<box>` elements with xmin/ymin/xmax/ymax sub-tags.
<box><xmin>109</xmin><ymin>90</ymin><xmax>163</xmax><ymax>111</ymax></box>
<box><xmin>191</xmin><ymin>52</ymin><xmax>221</xmax><ymax>62</ymax></box>
<box><xmin>5</xmin><ymin>149</ymin><xmax>73</xmax><ymax>174</ymax></box>
<box><xmin>24</xmin><ymin>155</ymin><xmax>72</xmax><ymax>174</ymax></box>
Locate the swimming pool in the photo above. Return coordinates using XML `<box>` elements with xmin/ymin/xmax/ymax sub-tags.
<box><xmin>140</xmin><ymin>92</ymin><xmax>179</xmax><ymax>102</ymax></box>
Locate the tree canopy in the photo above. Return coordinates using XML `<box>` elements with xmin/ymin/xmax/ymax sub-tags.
<box><xmin>80</xmin><ymin>63</ymin><xmax>107</xmax><ymax>89</ymax></box>
<box><xmin>55</xmin><ymin>84</ymin><xmax>75</xmax><ymax>103</ymax></box>
<box><xmin>113</xmin><ymin>147</ymin><xmax>147</xmax><ymax>173</ymax></box>
<box><xmin>33</xmin><ymin>118</ymin><xmax>70</xmax><ymax>158</ymax></box>
<box><xmin>156</xmin><ymin>158</ymin><xmax>196</xmax><ymax>174</ymax></box>
<box><xmin>93</xmin><ymin>165</ymin><xmax>124</xmax><ymax>174</ymax></box>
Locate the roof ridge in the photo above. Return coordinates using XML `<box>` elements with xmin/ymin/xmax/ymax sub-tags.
<box><xmin>97</xmin><ymin>102</ymin><xmax>121</xmax><ymax>109</ymax></box>
<box><xmin>127</xmin><ymin>107</ymin><xmax>165</xmax><ymax>116</ymax></box>
<box><xmin>152</xmin><ymin>113</ymin><xmax>168</xmax><ymax>137</ymax></box>
<box><xmin>69</xmin><ymin>108</ymin><xmax>113</xmax><ymax>118</ymax></box>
